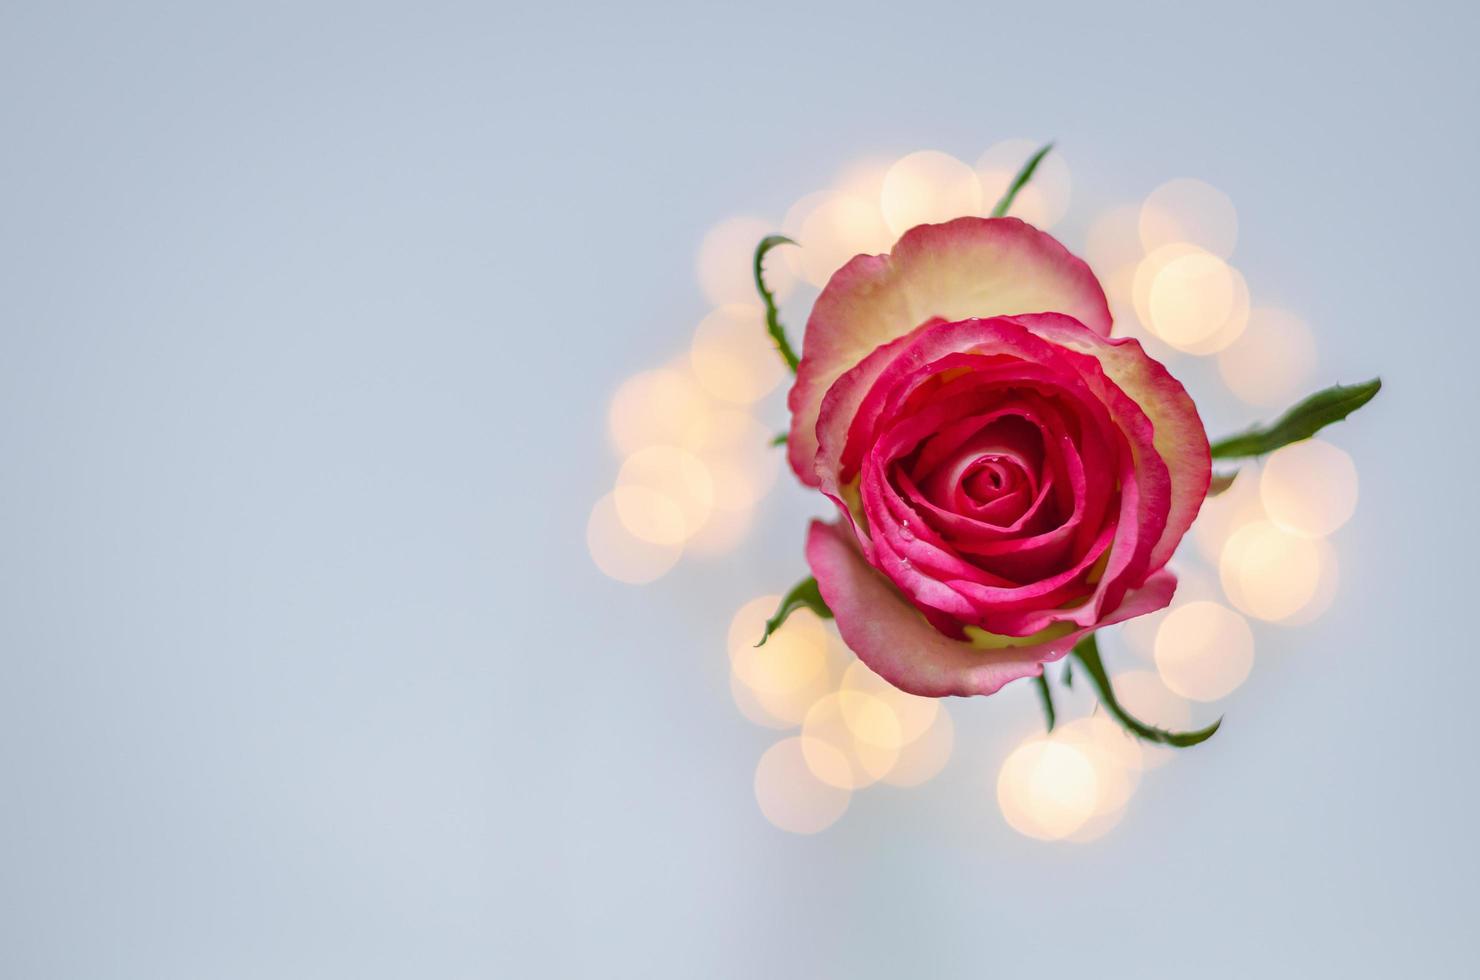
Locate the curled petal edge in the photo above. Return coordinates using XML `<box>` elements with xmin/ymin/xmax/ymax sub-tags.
<box><xmin>806</xmin><ymin>519</ymin><xmax>1177</xmax><ymax>698</ymax></box>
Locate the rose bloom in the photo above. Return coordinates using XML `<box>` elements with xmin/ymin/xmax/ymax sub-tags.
<box><xmin>788</xmin><ymin>217</ymin><xmax>1210</xmax><ymax>697</ymax></box>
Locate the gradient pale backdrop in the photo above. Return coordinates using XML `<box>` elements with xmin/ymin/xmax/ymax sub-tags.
<box><xmin>1</xmin><ymin>1</ymin><xmax>1475</xmax><ymax>976</ymax></box>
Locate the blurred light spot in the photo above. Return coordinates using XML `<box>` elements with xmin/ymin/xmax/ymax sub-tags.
<box><xmin>1260</xmin><ymin>439</ymin><xmax>1358</xmax><ymax>538</ymax></box>
<box><xmin>802</xmin><ymin>692</ymin><xmax>900</xmax><ymax>788</ymax></box>
<box><xmin>976</xmin><ymin>139</ymin><xmax>1071</xmax><ymax>228</ymax></box>
<box><xmin>1139</xmin><ymin>177</ymin><xmax>1238</xmax><ymax>258</ymax></box>
<box><xmin>684</xmin><ymin>505</ymin><xmax>754</xmax><ymax>557</ymax></box>
<box><xmin>698</xmin><ymin>216</ymin><xmax>794</xmax><ymax>308</ymax></box>
<box><xmin>1084</xmin><ymin>205</ymin><xmax>1144</xmax><ymax>274</ymax></box>
<box><xmin>689</xmin><ymin>304</ymin><xmax>786</xmax><ymax>405</ymax></box>
<box><xmin>783</xmin><ymin>191</ymin><xmax>893</xmax><ymax>288</ymax></box>
<box><xmin>1171</xmin><ymin>263</ymin><xmax>1250</xmax><ymax>355</ymax></box>
<box><xmin>1066</xmin><ymin>714</ymin><xmax>1144</xmax><ymax>775</ymax></box>
<box><xmin>1220</xmin><ymin>520</ymin><xmax>1322</xmax><ymax>621</ymax></box>
<box><xmin>1103</xmin><ymin>263</ymin><xmax>1182</xmax><ymax>365</ymax></box>
<box><xmin>838</xmin><ymin>689</ymin><xmax>903</xmax><ymax>748</ymax></box>
<box><xmin>880</xmin><ymin>150</ymin><xmax>982</xmax><ymax>236</ymax></box>
<box><xmin>1112</xmin><ymin>670</ymin><xmax>1195</xmax><ymax>770</ymax></box>
<box><xmin>1154</xmin><ymin>601</ymin><xmax>1255</xmax><ymax>701</ymax></box>
<box><xmin>997</xmin><ymin>736</ymin><xmax>1099</xmax><ymax>840</ymax></box>
<box><xmin>727</xmin><ymin>599</ymin><xmax>827</xmax><ymax>689</ymax></box>
<box><xmin>1217</xmin><ymin>308</ymin><xmax>1318</xmax><ymax>407</ymax></box>
<box><xmin>586</xmin><ymin>493</ymin><xmax>682</xmax><ymax>584</ymax></box>
<box><xmin>727</xmin><ymin>594</ymin><xmax>781</xmax><ymax>656</ymax></box>
<box><xmin>755</xmin><ymin>737</ymin><xmax>851</xmax><ymax>834</ymax></box>
<box><xmin>1280</xmin><ymin>538</ymin><xmax>1341</xmax><ymax>626</ymax></box>
<box><xmin>1192</xmin><ymin>463</ymin><xmax>1265</xmax><ymax>563</ymax></box>
<box><xmin>881</xmin><ymin>707</ymin><xmax>955</xmax><ymax>787</ymax></box>
<box><xmin>1056</xmin><ymin>717</ymin><xmax>1142</xmax><ymax>842</ymax></box>
<box><xmin>833</xmin><ymin>158</ymin><xmax>891</xmax><ymax>203</ymax></box>
<box><xmin>696</xmin><ymin>408</ymin><xmax>780</xmax><ymax>512</ymax></box>
<box><xmin>1117</xmin><ymin>606</ymin><xmax>1168</xmax><ymax>663</ymax></box>
<box><xmin>1133</xmin><ymin>244</ymin><xmax>1247</xmax><ymax>353</ymax></box>
<box><xmin>610</xmin><ymin>485</ymin><xmax>686</xmax><ymax>546</ymax></box>
<box><xmin>729</xmin><ymin>669</ymin><xmax>791</xmax><ymax>729</ymax></box>
<box><xmin>840</xmin><ymin>661</ymin><xmax>940</xmax><ymax>745</ymax></box>
<box><xmin>1116</xmin><ymin>564</ymin><xmax>1218</xmax><ymax>662</ymax></box>
<box><xmin>608</xmin><ymin>367</ymin><xmax>713</xmax><ymax>455</ymax></box>
<box><xmin>1148</xmin><ymin>250</ymin><xmax>1234</xmax><ymax>347</ymax></box>
<box><xmin>615</xmin><ymin>446</ymin><xmax>713</xmax><ymax>544</ymax></box>
<box><xmin>728</xmin><ymin>601</ymin><xmax>835</xmax><ymax>727</ymax></box>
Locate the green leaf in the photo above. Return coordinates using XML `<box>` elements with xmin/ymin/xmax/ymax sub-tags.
<box><xmin>1208</xmin><ymin>470</ymin><xmax>1239</xmax><ymax>496</ymax></box>
<box><xmin>755</xmin><ymin>576</ymin><xmax>832</xmax><ymax>647</ymax></box>
<box><xmin>1070</xmin><ymin>634</ymin><xmax>1221</xmax><ymax>747</ymax></box>
<box><xmin>1062</xmin><ymin>658</ymin><xmax>1074</xmax><ymax>689</ymax></box>
<box><xmin>1033</xmin><ymin>672</ymin><xmax>1056</xmax><ymax>732</ymax></box>
<box><xmin>770</xmin><ymin>432</ymin><xmax>787</xmax><ymax>447</ymax></box>
<box><xmin>753</xmin><ymin>235</ymin><xmax>800</xmax><ymax>373</ymax></box>
<box><xmin>990</xmin><ymin>142</ymin><xmax>1054</xmax><ymax>218</ymax></box>
<box><xmin>1210</xmin><ymin>378</ymin><xmax>1382</xmax><ymax>459</ymax></box>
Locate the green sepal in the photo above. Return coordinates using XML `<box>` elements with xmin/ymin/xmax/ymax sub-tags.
<box><xmin>755</xmin><ymin>576</ymin><xmax>833</xmax><ymax>647</ymax></box>
<box><xmin>990</xmin><ymin>142</ymin><xmax>1054</xmax><ymax>218</ymax></box>
<box><xmin>1070</xmin><ymin>634</ymin><xmax>1221</xmax><ymax>747</ymax></box>
<box><xmin>1210</xmin><ymin>378</ymin><xmax>1382</xmax><ymax>459</ymax></box>
<box><xmin>1033</xmin><ymin>672</ymin><xmax>1056</xmax><ymax>732</ymax></box>
<box><xmin>753</xmin><ymin>235</ymin><xmax>800</xmax><ymax>373</ymax></box>
<box><xmin>770</xmin><ymin>432</ymin><xmax>787</xmax><ymax>447</ymax></box>
<box><xmin>1208</xmin><ymin>470</ymin><xmax>1239</xmax><ymax>496</ymax></box>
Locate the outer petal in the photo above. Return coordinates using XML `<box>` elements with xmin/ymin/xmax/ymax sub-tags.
<box><xmin>788</xmin><ymin>217</ymin><xmax>1112</xmax><ymax>485</ymax></box>
<box><xmin>1016</xmin><ymin>314</ymin><xmax>1212</xmax><ymax>569</ymax></box>
<box><xmin>806</xmin><ymin>519</ymin><xmax>1177</xmax><ymax>698</ymax></box>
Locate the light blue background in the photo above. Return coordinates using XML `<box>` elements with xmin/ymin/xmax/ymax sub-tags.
<box><xmin>2</xmin><ymin>1</ymin><xmax>1475</xmax><ymax>976</ymax></box>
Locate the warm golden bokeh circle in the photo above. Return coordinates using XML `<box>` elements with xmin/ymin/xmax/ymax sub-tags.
<box><xmin>754</xmin><ymin>737</ymin><xmax>852</xmax><ymax>834</ymax></box>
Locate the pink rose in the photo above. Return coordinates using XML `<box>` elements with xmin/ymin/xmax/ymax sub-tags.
<box><xmin>788</xmin><ymin>217</ymin><xmax>1211</xmax><ymax>698</ymax></box>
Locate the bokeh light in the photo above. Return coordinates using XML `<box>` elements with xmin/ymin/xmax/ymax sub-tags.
<box><xmin>1260</xmin><ymin>439</ymin><xmax>1359</xmax><ymax>538</ymax></box>
<box><xmin>727</xmin><ymin>599</ymin><xmax>837</xmax><ymax>728</ymax></box>
<box><xmin>840</xmin><ymin>660</ymin><xmax>940</xmax><ymax>745</ymax></box>
<box><xmin>697</xmin><ymin>216</ymin><xmax>795</xmax><ymax>307</ymax></box>
<box><xmin>1112</xmin><ymin>670</ymin><xmax>1195</xmax><ymax>770</ymax></box>
<box><xmin>1218</xmin><ymin>308</ymin><xmax>1318</xmax><ymax>407</ymax></box>
<box><xmin>880</xmin><ymin>150</ymin><xmax>982</xmax><ymax>236</ymax></box>
<box><xmin>1056</xmin><ymin>716</ymin><xmax>1143</xmax><ymax>842</ymax></box>
<box><xmin>1154</xmin><ymin>600</ymin><xmax>1255</xmax><ymax>701</ymax></box>
<box><xmin>1117</xmin><ymin>564</ymin><xmax>1219</xmax><ymax>661</ymax></box>
<box><xmin>1280</xmin><ymin>538</ymin><xmax>1341</xmax><ymax>627</ymax></box>
<box><xmin>607</xmin><ymin>367</ymin><xmax>713</xmax><ymax>456</ymax></box>
<box><xmin>1220</xmin><ymin>519</ymin><xmax>1323</xmax><ymax>621</ymax></box>
<box><xmin>615</xmin><ymin>445</ymin><xmax>714</xmax><ymax>545</ymax></box>
<box><xmin>976</xmin><ymin>139</ymin><xmax>1071</xmax><ymax>228</ymax></box>
<box><xmin>1149</xmin><ymin>250</ymin><xmax>1235</xmax><ymax>347</ymax></box>
<box><xmin>782</xmin><ymin>190</ymin><xmax>893</xmax><ymax>287</ymax></box>
<box><xmin>684</xmin><ymin>505</ymin><xmax>755</xmax><ymax>558</ymax></box>
<box><xmin>1083</xmin><ymin>204</ymin><xmax>1143</xmax><ymax>274</ymax></box>
<box><xmin>1193</xmin><ymin>463</ymin><xmax>1265</xmax><ymax>563</ymax></box>
<box><xmin>727</xmin><ymin>598</ymin><xmax>829</xmax><ymax>691</ymax></box>
<box><xmin>880</xmin><ymin>707</ymin><xmax>955</xmax><ymax>787</ymax></box>
<box><xmin>802</xmin><ymin>691</ymin><xmax>901</xmax><ymax>789</ymax></box>
<box><xmin>689</xmin><ymin>304</ymin><xmax>786</xmax><ymax>404</ymax></box>
<box><xmin>1134</xmin><ymin>244</ymin><xmax>1248</xmax><ymax>353</ymax></box>
<box><xmin>695</xmin><ymin>408</ymin><xmax>780</xmax><ymax>514</ymax></box>
<box><xmin>997</xmin><ymin>736</ymin><xmax>1100</xmax><ymax>840</ymax></box>
<box><xmin>587</xmin><ymin>493</ymin><xmax>683</xmax><ymax>584</ymax></box>
<box><xmin>1139</xmin><ymin>177</ymin><xmax>1239</xmax><ymax>258</ymax></box>
<box><xmin>754</xmin><ymin>737</ymin><xmax>852</xmax><ymax>834</ymax></box>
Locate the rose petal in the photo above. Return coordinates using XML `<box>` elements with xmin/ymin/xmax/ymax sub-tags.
<box><xmin>806</xmin><ymin>519</ymin><xmax>1177</xmax><ymax>698</ymax></box>
<box><xmin>1016</xmin><ymin>314</ymin><xmax>1211</xmax><ymax>569</ymax></box>
<box><xmin>789</xmin><ymin>218</ymin><xmax>1113</xmax><ymax>485</ymax></box>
